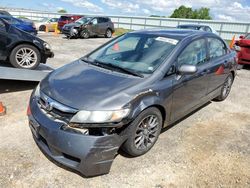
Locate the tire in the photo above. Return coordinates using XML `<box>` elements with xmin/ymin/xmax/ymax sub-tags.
<box><xmin>9</xmin><ymin>44</ymin><xmax>41</xmax><ymax>69</ymax></box>
<box><xmin>122</xmin><ymin>107</ymin><xmax>163</xmax><ymax>157</ymax></box>
<box><xmin>105</xmin><ymin>29</ymin><xmax>112</xmax><ymax>38</ymax></box>
<box><xmin>80</xmin><ymin>30</ymin><xmax>90</xmax><ymax>39</ymax></box>
<box><xmin>39</xmin><ymin>25</ymin><xmax>46</xmax><ymax>31</ymax></box>
<box><xmin>215</xmin><ymin>73</ymin><xmax>234</xmax><ymax>101</ymax></box>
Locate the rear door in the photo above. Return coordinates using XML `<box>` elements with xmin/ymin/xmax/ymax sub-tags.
<box><xmin>0</xmin><ymin>19</ymin><xmax>8</xmax><ymax>60</ymax></box>
<box><xmin>171</xmin><ymin>38</ymin><xmax>210</xmax><ymax>120</ymax></box>
<box><xmin>206</xmin><ymin>37</ymin><xmax>231</xmax><ymax>94</ymax></box>
<box><xmin>97</xmin><ymin>17</ymin><xmax>108</xmax><ymax>34</ymax></box>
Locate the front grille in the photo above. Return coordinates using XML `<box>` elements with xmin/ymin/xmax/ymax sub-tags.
<box><xmin>38</xmin><ymin>92</ymin><xmax>78</xmax><ymax>123</ymax></box>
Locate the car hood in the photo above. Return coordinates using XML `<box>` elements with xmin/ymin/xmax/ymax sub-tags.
<box><xmin>40</xmin><ymin>60</ymin><xmax>143</xmax><ymax>111</ymax></box>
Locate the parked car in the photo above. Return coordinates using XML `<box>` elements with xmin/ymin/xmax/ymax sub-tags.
<box><xmin>62</xmin><ymin>16</ymin><xmax>114</xmax><ymax>39</ymax></box>
<box><xmin>0</xmin><ymin>10</ymin><xmax>12</xmax><ymax>16</ymax></box>
<box><xmin>0</xmin><ymin>15</ymin><xmax>37</xmax><ymax>35</ymax></box>
<box><xmin>177</xmin><ymin>24</ymin><xmax>218</xmax><ymax>34</ymax></box>
<box><xmin>235</xmin><ymin>33</ymin><xmax>250</xmax><ymax>68</ymax></box>
<box><xmin>57</xmin><ymin>15</ymin><xmax>82</xmax><ymax>31</ymax></box>
<box><xmin>35</xmin><ymin>17</ymin><xmax>59</xmax><ymax>31</ymax></box>
<box><xmin>0</xmin><ymin>17</ymin><xmax>54</xmax><ymax>69</ymax></box>
<box><xmin>28</xmin><ymin>29</ymin><xmax>237</xmax><ymax>177</ymax></box>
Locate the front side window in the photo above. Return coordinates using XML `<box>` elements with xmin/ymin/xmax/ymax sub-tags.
<box><xmin>91</xmin><ymin>18</ymin><xmax>97</xmax><ymax>25</ymax></box>
<box><xmin>178</xmin><ymin>39</ymin><xmax>207</xmax><ymax>66</ymax></box>
<box><xmin>208</xmin><ymin>38</ymin><xmax>226</xmax><ymax>59</ymax></box>
<box><xmin>85</xmin><ymin>34</ymin><xmax>179</xmax><ymax>75</ymax></box>
<box><xmin>75</xmin><ymin>17</ymin><xmax>91</xmax><ymax>24</ymax></box>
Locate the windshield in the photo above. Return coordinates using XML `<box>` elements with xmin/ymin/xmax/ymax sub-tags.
<box><xmin>85</xmin><ymin>33</ymin><xmax>179</xmax><ymax>75</ymax></box>
<box><xmin>75</xmin><ymin>17</ymin><xmax>92</xmax><ymax>24</ymax></box>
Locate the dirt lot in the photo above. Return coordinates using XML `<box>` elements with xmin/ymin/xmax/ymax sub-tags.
<box><xmin>0</xmin><ymin>33</ymin><xmax>249</xmax><ymax>188</ymax></box>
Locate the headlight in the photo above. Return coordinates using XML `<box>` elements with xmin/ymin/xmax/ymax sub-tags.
<box><xmin>43</xmin><ymin>42</ymin><xmax>51</xmax><ymax>50</ymax></box>
<box><xmin>70</xmin><ymin>109</ymin><xmax>130</xmax><ymax>123</ymax></box>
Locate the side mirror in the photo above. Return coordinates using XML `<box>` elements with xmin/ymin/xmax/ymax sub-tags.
<box><xmin>89</xmin><ymin>22</ymin><xmax>93</xmax><ymax>25</ymax></box>
<box><xmin>178</xmin><ymin>64</ymin><xmax>197</xmax><ymax>75</ymax></box>
<box><xmin>239</xmin><ymin>35</ymin><xmax>244</xmax><ymax>39</ymax></box>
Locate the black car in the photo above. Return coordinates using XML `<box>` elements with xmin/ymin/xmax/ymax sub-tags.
<box><xmin>0</xmin><ymin>17</ymin><xmax>54</xmax><ymax>69</ymax></box>
<box><xmin>28</xmin><ymin>29</ymin><xmax>237</xmax><ymax>176</ymax></box>
<box><xmin>62</xmin><ymin>16</ymin><xmax>115</xmax><ymax>39</ymax></box>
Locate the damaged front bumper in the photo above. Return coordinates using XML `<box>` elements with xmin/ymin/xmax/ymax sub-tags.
<box><xmin>28</xmin><ymin>97</ymin><xmax>127</xmax><ymax>177</ymax></box>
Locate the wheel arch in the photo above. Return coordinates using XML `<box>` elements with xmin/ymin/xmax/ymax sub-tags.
<box><xmin>7</xmin><ymin>42</ymin><xmax>41</xmax><ymax>60</ymax></box>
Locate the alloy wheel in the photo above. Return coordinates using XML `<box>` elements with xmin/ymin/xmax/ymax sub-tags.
<box><xmin>15</xmin><ymin>47</ymin><xmax>38</xmax><ymax>68</ymax></box>
<box><xmin>222</xmin><ymin>76</ymin><xmax>233</xmax><ymax>98</ymax></box>
<box><xmin>134</xmin><ymin>115</ymin><xmax>160</xmax><ymax>150</ymax></box>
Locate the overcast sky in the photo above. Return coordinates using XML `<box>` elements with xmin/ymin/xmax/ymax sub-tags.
<box><xmin>1</xmin><ymin>0</ymin><xmax>250</xmax><ymax>21</ymax></box>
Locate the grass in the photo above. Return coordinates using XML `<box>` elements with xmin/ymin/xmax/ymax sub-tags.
<box><xmin>114</xmin><ymin>28</ymin><xmax>132</xmax><ymax>36</ymax></box>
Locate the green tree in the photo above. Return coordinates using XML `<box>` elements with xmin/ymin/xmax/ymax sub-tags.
<box><xmin>57</xmin><ymin>9</ymin><xmax>67</xmax><ymax>13</ymax></box>
<box><xmin>170</xmin><ymin>6</ymin><xmax>212</xmax><ymax>20</ymax></box>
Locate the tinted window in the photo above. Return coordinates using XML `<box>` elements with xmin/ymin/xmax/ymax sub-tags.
<box><xmin>208</xmin><ymin>38</ymin><xmax>226</xmax><ymax>59</ymax></box>
<box><xmin>98</xmin><ymin>18</ymin><xmax>109</xmax><ymax>23</ymax></box>
<box><xmin>59</xmin><ymin>16</ymin><xmax>70</xmax><ymax>21</ymax></box>
<box><xmin>178</xmin><ymin>39</ymin><xmax>207</xmax><ymax>66</ymax></box>
<box><xmin>0</xmin><ymin>20</ymin><xmax>6</xmax><ymax>31</ymax></box>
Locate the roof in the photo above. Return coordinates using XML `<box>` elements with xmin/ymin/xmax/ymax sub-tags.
<box><xmin>130</xmin><ymin>29</ymin><xmax>209</xmax><ymax>40</ymax></box>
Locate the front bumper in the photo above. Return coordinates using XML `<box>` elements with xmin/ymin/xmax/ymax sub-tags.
<box><xmin>28</xmin><ymin>96</ymin><xmax>126</xmax><ymax>177</ymax></box>
<box><xmin>40</xmin><ymin>50</ymin><xmax>54</xmax><ymax>64</ymax></box>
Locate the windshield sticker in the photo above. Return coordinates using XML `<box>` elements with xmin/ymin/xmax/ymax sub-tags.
<box><xmin>155</xmin><ymin>37</ymin><xmax>178</xmax><ymax>45</ymax></box>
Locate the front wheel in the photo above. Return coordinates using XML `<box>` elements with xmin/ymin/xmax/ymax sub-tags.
<box><xmin>122</xmin><ymin>107</ymin><xmax>163</xmax><ymax>157</ymax></box>
<box><xmin>80</xmin><ymin>30</ymin><xmax>90</xmax><ymax>39</ymax></box>
<box><xmin>215</xmin><ymin>73</ymin><xmax>234</xmax><ymax>101</ymax></box>
<box><xmin>9</xmin><ymin>44</ymin><xmax>41</xmax><ymax>69</ymax></box>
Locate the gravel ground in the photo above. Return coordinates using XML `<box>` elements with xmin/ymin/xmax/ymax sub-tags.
<box><xmin>0</xmin><ymin>33</ymin><xmax>249</xmax><ymax>188</ymax></box>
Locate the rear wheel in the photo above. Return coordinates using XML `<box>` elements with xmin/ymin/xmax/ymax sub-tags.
<box><xmin>215</xmin><ymin>73</ymin><xmax>234</xmax><ymax>101</ymax></box>
<box><xmin>9</xmin><ymin>44</ymin><xmax>41</xmax><ymax>69</ymax></box>
<box><xmin>105</xmin><ymin>29</ymin><xmax>112</xmax><ymax>38</ymax></box>
<box><xmin>122</xmin><ymin>107</ymin><xmax>163</xmax><ymax>157</ymax></box>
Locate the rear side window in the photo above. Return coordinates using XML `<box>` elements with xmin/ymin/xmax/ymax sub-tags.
<box><xmin>98</xmin><ymin>18</ymin><xmax>109</xmax><ymax>23</ymax></box>
<box><xmin>178</xmin><ymin>39</ymin><xmax>207</xmax><ymax>66</ymax></box>
<box><xmin>59</xmin><ymin>16</ymin><xmax>70</xmax><ymax>21</ymax></box>
<box><xmin>208</xmin><ymin>38</ymin><xmax>226</xmax><ymax>59</ymax></box>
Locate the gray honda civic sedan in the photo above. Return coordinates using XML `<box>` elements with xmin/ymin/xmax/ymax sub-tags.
<box><xmin>28</xmin><ymin>29</ymin><xmax>237</xmax><ymax>176</ymax></box>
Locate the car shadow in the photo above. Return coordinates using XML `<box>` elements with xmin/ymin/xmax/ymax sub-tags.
<box><xmin>243</xmin><ymin>64</ymin><xmax>250</xmax><ymax>70</ymax></box>
<box><xmin>0</xmin><ymin>79</ymin><xmax>38</xmax><ymax>94</ymax></box>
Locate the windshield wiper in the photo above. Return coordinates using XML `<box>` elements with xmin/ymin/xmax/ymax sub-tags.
<box><xmin>81</xmin><ymin>58</ymin><xmax>144</xmax><ymax>78</ymax></box>
<box><xmin>94</xmin><ymin>60</ymin><xmax>144</xmax><ymax>78</ymax></box>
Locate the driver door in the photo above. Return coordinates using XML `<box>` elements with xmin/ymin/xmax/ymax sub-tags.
<box><xmin>171</xmin><ymin>38</ymin><xmax>210</xmax><ymax>121</ymax></box>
